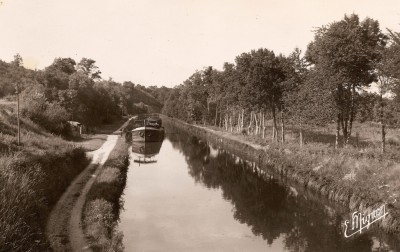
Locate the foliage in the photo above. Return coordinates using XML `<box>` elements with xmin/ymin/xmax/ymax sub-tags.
<box><xmin>21</xmin><ymin>84</ymin><xmax>71</xmax><ymax>136</ymax></box>
<box><xmin>0</xmin><ymin>103</ymin><xmax>89</xmax><ymax>251</ymax></box>
<box><xmin>163</xmin><ymin>13</ymin><xmax>400</xmax><ymax>149</ymax></box>
<box><xmin>0</xmin><ymin>56</ymin><xmax>163</xmax><ymax>137</ymax></box>
<box><xmin>123</xmin><ymin>82</ymin><xmax>162</xmax><ymax>113</ymax></box>
<box><xmin>306</xmin><ymin>14</ymin><xmax>387</xmax><ymax>144</ymax></box>
<box><xmin>77</xmin><ymin>57</ymin><xmax>102</xmax><ymax>80</ymax></box>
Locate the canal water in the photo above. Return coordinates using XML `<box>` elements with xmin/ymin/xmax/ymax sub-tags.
<box><xmin>119</xmin><ymin>125</ymin><xmax>400</xmax><ymax>252</ymax></box>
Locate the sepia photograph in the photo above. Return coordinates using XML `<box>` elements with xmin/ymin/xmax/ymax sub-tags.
<box><xmin>1</xmin><ymin>0</ymin><xmax>400</xmax><ymax>251</ymax></box>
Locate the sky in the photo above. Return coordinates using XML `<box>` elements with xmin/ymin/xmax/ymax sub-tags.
<box><xmin>1</xmin><ymin>0</ymin><xmax>400</xmax><ymax>88</ymax></box>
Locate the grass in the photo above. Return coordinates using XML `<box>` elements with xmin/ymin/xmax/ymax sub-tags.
<box><xmin>206</xmin><ymin>120</ymin><xmax>400</xmax><ymax>208</ymax></box>
<box><xmin>0</xmin><ymin>104</ymin><xmax>89</xmax><ymax>251</ymax></box>
<box><xmin>74</xmin><ymin>134</ymin><xmax>108</xmax><ymax>152</ymax></box>
<box><xmin>83</xmin><ymin>136</ymin><xmax>129</xmax><ymax>252</ymax></box>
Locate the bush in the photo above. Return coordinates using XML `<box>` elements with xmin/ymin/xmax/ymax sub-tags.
<box><xmin>21</xmin><ymin>89</ymin><xmax>71</xmax><ymax>136</ymax></box>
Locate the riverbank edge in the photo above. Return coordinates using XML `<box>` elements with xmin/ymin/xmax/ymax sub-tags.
<box><xmin>161</xmin><ymin>115</ymin><xmax>400</xmax><ymax>236</ymax></box>
<box><xmin>82</xmin><ymin>136</ymin><xmax>130</xmax><ymax>251</ymax></box>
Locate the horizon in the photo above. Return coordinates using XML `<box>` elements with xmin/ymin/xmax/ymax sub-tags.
<box><xmin>1</xmin><ymin>0</ymin><xmax>400</xmax><ymax>88</ymax></box>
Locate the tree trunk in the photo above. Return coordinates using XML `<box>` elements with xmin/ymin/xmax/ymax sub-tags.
<box><xmin>254</xmin><ymin>112</ymin><xmax>259</xmax><ymax>135</ymax></box>
<box><xmin>219</xmin><ymin>110</ymin><xmax>222</xmax><ymax>128</ymax></box>
<box><xmin>229</xmin><ymin>110</ymin><xmax>233</xmax><ymax>132</ymax></box>
<box><xmin>214</xmin><ymin>103</ymin><xmax>218</xmax><ymax>126</ymax></box>
<box><xmin>280</xmin><ymin>108</ymin><xmax>285</xmax><ymax>143</ymax></box>
<box><xmin>340</xmin><ymin>116</ymin><xmax>347</xmax><ymax>146</ymax></box>
<box><xmin>263</xmin><ymin>111</ymin><xmax>265</xmax><ymax>139</ymax></box>
<box><xmin>380</xmin><ymin>84</ymin><xmax>386</xmax><ymax>153</ymax></box>
<box><xmin>225</xmin><ymin>112</ymin><xmax>228</xmax><ymax>131</ymax></box>
<box><xmin>259</xmin><ymin>111</ymin><xmax>262</xmax><ymax>136</ymax></box>
<box><xmin>335</xmin><ymin>113</ymin><xmax>341</xmax><ymax>149</ymax></box>
<box><xmin>248</xmin><ymin>111</ymin><xmax>253</xmax><ymax>134</ymax></box>
<box><xmin>271</xmin><ymin>105</ymin><xmax>278</xmax><ymax>142</ymax></box>
<box><xmin>272</xmin><ymin>123</ymin><xmax>275</xmax><ymax>140</ymax></box>
<box><xmin>347</xmin><ymin>85</ymin><xmax>356</xmax><ymax>144</ymax></box>
<box><xmin>237</xmin><ymin>109</ymin><xmax>241</xmax><ymax>132</ymax></box>
<box><xmin>342</xmin><ymin>85</ymin><xmax>356</xmax><ymax>146</ymax></box>
<box><xmin>241</xmin><ymin>109</ymin><xmax>244</xmax><ymax>132</ymax></box>
<box><xmin>299</xmin><ymin>116</ymin><xmax>303</xmax><ymax>148</ymax></box>
<box><xmin>381</xmin><ymin>122</ymin><xmax>386</xmax><ymax>152</ymax></box>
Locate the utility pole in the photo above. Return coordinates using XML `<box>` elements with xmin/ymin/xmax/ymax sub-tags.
<box><xmin>12</xmin><ymin>54</ymin><xmax>23</xmax><ymax>146</ymax></box>
<box><xmin>16</xmin><ymin>82</ymin><xmax>20</xmax><ymax>146</ymax></box>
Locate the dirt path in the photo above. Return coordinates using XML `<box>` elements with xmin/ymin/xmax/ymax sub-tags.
<box><xmin>46</xmin><ymin>135</ymin><xmax>119</xmax><ymax>252</ymax></box>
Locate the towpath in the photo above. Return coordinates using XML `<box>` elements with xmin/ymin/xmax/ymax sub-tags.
<box><xmin>46</xmin><ymin>135</ymin><xmax>118</xmax><ymax>252</ymax></box>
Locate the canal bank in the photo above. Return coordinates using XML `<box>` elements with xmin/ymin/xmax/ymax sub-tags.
<box><xmin>160</xmin><ymin>115</ymin><xmax>400</xmax><ymax>237</ymax></box>
<box><xmin>81</xmin><ymin>136</ymin><xmax>130</xmax><ymax>251</ymax></box>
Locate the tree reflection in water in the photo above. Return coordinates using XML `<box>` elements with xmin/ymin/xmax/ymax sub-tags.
<box><xmin>166</xmin><ymin>130</ymin><xmax>399</xmax><ymax>252</ymax></box>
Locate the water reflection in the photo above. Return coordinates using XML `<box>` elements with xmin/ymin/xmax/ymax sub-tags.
<box><xmin>119</xmin><ymin>125</ymin><xmax>400</xmax><ymax>251</ymax></box>
<box><xmin>131</xmin><ymin>141</ymin><xmax>163</xmax><ymax>164</ymax></box>
<box><xmin>166</xmin><ymin>129</ymin><xmax>400</xmax><ymax>252</ymax></box>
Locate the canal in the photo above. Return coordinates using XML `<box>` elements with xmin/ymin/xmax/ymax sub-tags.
<box><xmin>119</xmin><ymin>124</ymin><xmax>400</xmax><ymax>251</ymax></box>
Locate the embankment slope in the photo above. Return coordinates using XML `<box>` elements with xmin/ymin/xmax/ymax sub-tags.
<box><xmin>0</xmin><ymin>102</ymin><xmax>88</xmax><ymax>251</ymax></box>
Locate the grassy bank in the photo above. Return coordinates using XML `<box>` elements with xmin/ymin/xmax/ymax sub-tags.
<box><xmin>83</xmin><ymin>136</ymin><xmax>129</xmax><ymax>251</ymax></box>
<box><xmin>161</xmin><ymin>115</ymin><xmax>400</xmax><ymax>236</ymax></box>
<box><xmin>0</xmin><ymin>104</ymin><xmax>89</xmax><ymax>251</ymax></box>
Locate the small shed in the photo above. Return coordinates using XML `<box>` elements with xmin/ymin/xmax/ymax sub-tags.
<box><xmin>68</xmin><ymin>121</ymin><xmax>83</xmax><ymax>136</ymax></box>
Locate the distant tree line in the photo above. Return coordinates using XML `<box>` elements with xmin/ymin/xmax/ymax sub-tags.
<box><xmin>162</xmin><ymin>14</ymin><xmax>400</xmax><ymax>152</ymax></box>
<box><xmin>0</xmin><ymin>56</ymin><xmax>168</xmax><ymax>136</ymax></box>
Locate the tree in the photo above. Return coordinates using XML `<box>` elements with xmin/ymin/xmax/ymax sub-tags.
<box><xmin>357</xmin><ymin>92</ymin><xmax>379</xmax><ymax>123</ymax></box>
<box><xmin>236</xmin><ymin>48</ymin><xmax>285</xmax><ymax>141</ymax></box>
<box><xmin>67</xmin><ymin>72</ymin><xmax>97</xmax><ymax>128</ymax></box>
<box><xmin>77</xmin><ymin>58</ymin><xmax>102</xmax><ymax>80</ymax></box>
<box><xmin>215</xmin><ymin>63</ymin><xmax>241</xmax><ymax>131</ymax></box>
<box><xmin>306</xmin><ymin>14</ymin><xmax>387</xmax><ymax>147</ymax></box>
<box><xmin>11</xmin><ymin>54</ymin><xmax>23</xmax><ymax>67</ymax></box>
<box><xmin>375</xmin><ymin>45</ymin><xmax>397</xmax><ymax>152</ymax></box>
<box><xmin>282</xmin><ymin>48</ymin><xmax>309</xmax><ymax>146</ymax></box>
<box><xmin>40</xmin><ymin>58</ymin><xmax>76</xmax><ymax>90</ymax></box>
<box><xmin>51</xmin><ymin>57</ymin><xmax>76</xmax><ymax>75</ymax></box>
<box><xmin>21</xmin><ymin>84</ymin><xmax>71</xmax><ymax>135</ymax></box>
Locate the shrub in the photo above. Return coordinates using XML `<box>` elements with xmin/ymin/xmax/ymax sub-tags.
<box><xmin>21</xmin><ymin>91</ymin><xmax>71</xmax><ymax>136</ymax></box>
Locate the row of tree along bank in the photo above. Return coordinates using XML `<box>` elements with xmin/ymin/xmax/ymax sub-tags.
<box><xmin>161</xmin><ymin>115</ymin><xmax>400</xmax><ymax>237</ymax></box>
<box><xmin>160</xmin><ymin>15</ymin><xmax>400</xmax><ymax>236</ymax></box>
<box><xmin>162</xmin><ymin>14</ymin><xmax>400</xmax><ymax>153</ymax></box>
